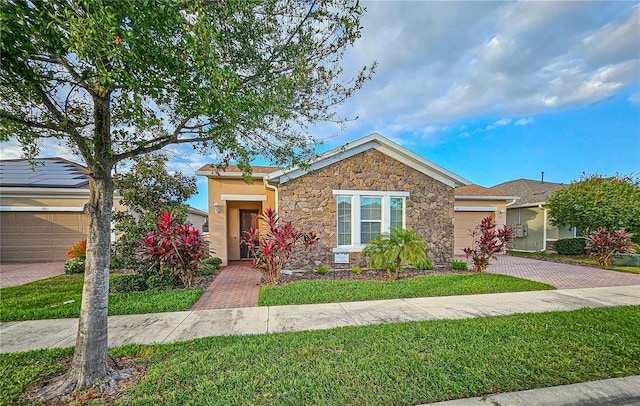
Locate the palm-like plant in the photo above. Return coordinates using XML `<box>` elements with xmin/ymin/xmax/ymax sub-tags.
<box><xmin>363</xmin><ymin>227</ymin><xmax>429</xmax><ymax>280</ymax></box>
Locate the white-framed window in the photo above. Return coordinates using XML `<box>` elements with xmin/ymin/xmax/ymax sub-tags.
<box><xmin>333</xmin><ymin>190</ymin><xmax>408</xmax><ymax>252</ymax></box>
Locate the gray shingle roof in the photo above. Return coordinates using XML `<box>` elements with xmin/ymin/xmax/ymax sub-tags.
<box><xmin>491</xmin><ymin>178</ymin><xmax>566</xmax><ymax>206</ymax></box>
<box><xmin>0</xmin><ymin>158</ymin><xmax>89</xmax><ymax>188</ymax></box>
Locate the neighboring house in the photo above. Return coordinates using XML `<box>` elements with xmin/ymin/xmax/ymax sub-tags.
<box><xmin>187</xmin><ymin>206</ymin><xmax>209</xmax><ymax>234</ymax></box>
<box><xmin>492</xmin><ymin>178</ymin><xmax>576</xmax><ymax>252</ymax></box>
<box><xmin>197</xmin><ymin>133</ymin><xmax>470</xmax><ymax>268</ymax></box>
<box><xmin>453</xmin><ymin>184</ymin><xmax>518</xmax><ymax>255</ymax></box>
<box><xmin>0</xmin><ymin>158</ymin><xmax>206</xmax><ymax>262</ymax></box>
<box><xmin>0</xmin><ymin>158</ymin><xmax>99</xmax><ymax>262</ymax></box>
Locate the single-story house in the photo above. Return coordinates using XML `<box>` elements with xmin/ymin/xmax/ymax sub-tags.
<box><xmin>0</xmin><ymin>158</ymin><xmax>207</xmax><ymax>262</ymax></box>
<box><xmin>453</xmin><ymin>184</ymin><xmax>518</xmax><ymax>255</ymax></box>
<box><xmin>491</xmin><ymin>178</ymin><xmax>577</xmax><ymax>252</ymax></box>
<box><xmin>197</xmin><ymin>133</ymin><xmax>479</xmax><ymax>268</ymax></box>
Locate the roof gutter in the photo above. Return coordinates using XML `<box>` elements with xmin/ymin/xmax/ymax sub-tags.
<box><xmin>263</xmin><ymin>178</ymin><xmax>278</xmax><ymax>214</ymax></box>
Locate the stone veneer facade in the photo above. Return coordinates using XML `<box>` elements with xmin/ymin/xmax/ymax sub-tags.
<box><xmin>278</xmin><ymin>149</ymin><xmax>455</xmax><ymax>269</ymax></box>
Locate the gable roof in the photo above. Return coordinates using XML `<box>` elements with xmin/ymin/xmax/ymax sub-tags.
<box><xmin>195</xmin><ymin>164</ymin><xmax>280</xmax><ymax>179</ymax></box>
<box><xmin>0</xmin><ymin>158</ymin><xmax>89</xmax><ymax>188</ymax></box>
<box><xmin>491</xmin><ymin>178</ymin><xmax>566</xmax><ymax>207</ymax></box>
<box><xmin>266</xmin><ymin>133</ymin><xmax>470</xmax><ymax>188</ymax></box>
<box><xmin>455</xmin><ymin>184</ymin><xmax>518</xmax><ymax>201</ymax></box>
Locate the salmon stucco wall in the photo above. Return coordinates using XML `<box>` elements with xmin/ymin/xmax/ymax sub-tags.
<box><xmin>277</xmin><ymin>149</ymin><xmax>455</xmax><ymax>269</ymax></box>
<box><xmin>206</xmin><ymin>177</ymin><xmax>276</xmax><ymax>265</ymax></box>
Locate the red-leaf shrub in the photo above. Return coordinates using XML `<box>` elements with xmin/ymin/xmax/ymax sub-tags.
<box><xmin>242</xmin><ymin>208</ymin><xmax>318</xmax><ymax>285</ymax></box>
<box><xmin>463</xmin><ymin>216</ymin><xmax>514</xmax><ymax>273</ymax></box>
<box><xmin>67</xmin><ymin>239</ymin><xmax>87</xmax><ymax>260</ymax></box>
<box><xmin>139</xmin><ymin>210</ymin><xmax>209</xmax><ymax>287</ymax></box>
<box><xmin>590</xmin><ymin>228</ymin><xmax>634</xmax><ymax>266</ymax></box>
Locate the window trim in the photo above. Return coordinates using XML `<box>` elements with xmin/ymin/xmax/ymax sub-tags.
<box><xmin>332</xmin><ymin>190</ymin><xmax>408</xmax><ymax>252</ymax></box>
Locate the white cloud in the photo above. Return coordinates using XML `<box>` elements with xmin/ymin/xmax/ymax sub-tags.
<box><xmin>337</xmin><ymin>1</ymin><xmax>639</xmax><ymax>140</ymax></box>
<box><xmin>515</xmin><ymin>117</ymin><xmax>534</xmax><ymax>126</ymax></box>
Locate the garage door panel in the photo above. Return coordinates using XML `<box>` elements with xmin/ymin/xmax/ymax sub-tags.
<box><xmin>454</xmin><ymin>211</ymin><xmax>493</xmax><ymax>254</ymax></box>
<box><xmin>1</xmin><ymin>212</ymin><xmax>89</xmax><ymax>262</ymax></box>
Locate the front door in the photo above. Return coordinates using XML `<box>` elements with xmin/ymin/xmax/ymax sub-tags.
<box><xmin>239</xmin><ymin>209</ymin><xmax>259</xmax><ymax>258</ymax></box>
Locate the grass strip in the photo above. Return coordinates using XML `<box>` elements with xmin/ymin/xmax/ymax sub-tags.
<box><xmin>0</xmin><ymin>275</ymin><xmax>202</xmax><ymax>322</ymax></box>
<box><xmin>259</xmin><ymin>273</ymin><xmax>553</xmax><ymax>306</ymax></box>
<box><xmin>1</xmin><ymin>306</ymin><xmax>639</xmax><ymax>405</ymax></box>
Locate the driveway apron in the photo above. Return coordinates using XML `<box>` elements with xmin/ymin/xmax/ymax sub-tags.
<box><xmin>0</xmin><ymin>262</ymin><xmax>65</xmax><ymax>288</ymax></box>
<box><xmin>484</xmin><ymin>255</ymin><xmax>640</xmax><ymax>289</ymax></box>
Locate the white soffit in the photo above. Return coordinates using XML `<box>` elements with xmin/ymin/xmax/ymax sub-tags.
<box><xmin>220</xmin><ymin>194</ymin><xmax>267</xmax><ymax>201</ymax></box>
<box><xmin>454</xmin><ymin>206</ymin><xmax>498</xmax><ymax>212</ymax></box>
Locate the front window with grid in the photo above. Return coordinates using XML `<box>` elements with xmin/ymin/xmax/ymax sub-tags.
<box><xmin>334</xmin><ymin>191</ymin><xmax>407</xmax><ymax>249</ymax></box>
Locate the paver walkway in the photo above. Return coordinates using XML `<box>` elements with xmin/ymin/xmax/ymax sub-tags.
<box><xmin>0</xmin><ymin>262</ymin><xmax>65</xmax><ymax>288</ymax></box>
<box><xmin>483</xmin><ymin>255</ymin><xmax>640</xmax><ymax>289</ymax></box>
<box><xmin>190</xmin><ymin>262</ymin><xmax>261</xmax><ymax>310</ymax></box>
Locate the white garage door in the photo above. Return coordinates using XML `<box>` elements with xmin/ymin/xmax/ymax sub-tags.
<box><xmin>1</xmin><ymin>212</ymin><xmax>89</xmax><ymax>262</ymax></box>
<box><xmin>454</xmin><ymin>211</ymin><xmax>494</xmax><ymax>255</ymax></box>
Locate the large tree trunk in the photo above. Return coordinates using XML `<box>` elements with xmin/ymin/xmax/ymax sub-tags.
<box><xmin>66</xmin><ymin>172</ymin><xmax>114</xmax><ymax>386</ymax></box>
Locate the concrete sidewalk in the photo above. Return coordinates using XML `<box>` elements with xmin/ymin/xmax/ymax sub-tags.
<box><xmin>424</xmin><ymin>375</ymin><xmax>640</xmax><ymax>406</ymax></box>
<box><xmin>1</xmin><ymin>285</ymin><xmax>639</xmax><ymax>353</ymax></box>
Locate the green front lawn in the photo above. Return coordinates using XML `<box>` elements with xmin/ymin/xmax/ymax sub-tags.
<box><xmin>259</xmin><ymin>274</ymin><xmax>554</xmax><ymax>306</ymax></box>
<box><xmin>0</xmin><ymin>274</ymin><xmax>202</xmax><ymax>322</ymax></box>
<box><xmin>507</xmin><ymin>251</ymin><xmax>640</xmax><ymax>274</ymax></box>
<box><xmin>2</xmin><ymin>306</ymin><xmax>639</xmax><ymax>405</ymax></box>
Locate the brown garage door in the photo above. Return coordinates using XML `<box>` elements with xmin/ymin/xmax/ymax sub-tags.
<box><xmin>454</xmin><ymin>211</ymin><xmax>494</xmax><ymax>255</ymax></box>
<box><xmin>1</xmin><ymin>211</ymin><xmax>89</xmax><ymax>262</ymax></box>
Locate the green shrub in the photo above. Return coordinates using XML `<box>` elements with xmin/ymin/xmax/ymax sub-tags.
<box><xmin>449</xmin><ymin>260</ymin><xmax>468</xmax><ymax>271</ymax></box>
<box><xmin>111</xmin><ymin>274</ymin><xmax>146</xmax><ymax>293</ymax></box>
<box><xmin>198</xmin><ymin>264</ymin><xmax>218</xmax><ymax>276</ymax></box>
<box><xmin>147</xmin><ymin>272</ymin><xmax>177</xmax><ymax>291</ymax></box>
<box><xmin>201</xmin><ymin>257</ymin><xmax>222</xmax><ymax>269</ymax></box>
<box><xmin>555</xmin><ymin>238</ymin><xmax>586</xmax><ymax>255</ymax></box>
<box><xmin>64</xmin><ymin>258</ymin><xmax>85</xmax><ymax>274</ymax></box>
<box><xmin>414</xmin><ymin>257</ymin><xmax>433</xmax><ymax>270</ymax></box>
<box><xmin>351</xmin><ymin>266</ymin><xmax>362</xmax><ymax>274</ymax></box>
<box><xmin>316</xmin><ymin>265</ymin><xmax>329</xmax><ymax>275</ymax></box>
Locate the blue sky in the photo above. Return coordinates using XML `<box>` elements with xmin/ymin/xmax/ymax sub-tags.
<box><xmin>2</xmin><ymin>1</ymin><xmax>639</xmax><ymax>212</ymax></box>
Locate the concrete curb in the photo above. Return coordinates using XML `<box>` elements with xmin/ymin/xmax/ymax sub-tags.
<box><xmin>423</xmin><ymin>375</ymin><xmax>640</xmax><ymax>406</ymax></box>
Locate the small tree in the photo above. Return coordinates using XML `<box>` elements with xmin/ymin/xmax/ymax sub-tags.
<box><xmin>363</xmin><ymin>227</ymin><xmax>429</xmax><ymax>280</ymax></box>
<box><xmin>589</xmin><ymin>228</ymin><xmax>634</xmax><ymax>267</ymax></box>
<box><xmin>464</xmin><ymin>217</ymin><xmax>514</xmax><ymax>273</ymax></box>
<box><xmin>139</xmin><ymin>210</ymin><xmax>208</xmax><ymax>288</ymax></box>
<box><xmin>113</xmin><ymin>153</ymin><xmax>197</xmax><ymax>268</ymax></box>
<box><xmin>546</xmin><ymin>173</ymin><xmax>640</xmax><ymax>241</ymax></box>
<box><xmin>242</xmin><ymin>208</ymin><xmax>318</xmax><ymax>285</ymax></box>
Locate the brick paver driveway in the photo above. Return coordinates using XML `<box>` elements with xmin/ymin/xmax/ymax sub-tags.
<box><xmin>484</xmin><ymin>255</ymin><xmax>640</xmax><ymax>289</ymax></box>
<box><xmin>0</xmin><ymin>262</ymin><xmax>65</xmax><ymax>288</ymax></box>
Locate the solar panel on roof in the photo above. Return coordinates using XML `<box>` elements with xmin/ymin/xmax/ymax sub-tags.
<box><xmin>0</xmin><ymin>159</ymin><xmax>89</xmax><ymax>188</ymax></box>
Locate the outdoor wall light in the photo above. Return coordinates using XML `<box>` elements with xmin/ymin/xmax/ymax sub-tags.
<box><xmin>213</xmin><ymin>202</ymin><xmax>222</xmax><ymax>214</ymax></box>
<box><xmin>499</xmin><ymin>209</ymin><xmax>505</xmax><ymax>218</ymax></box>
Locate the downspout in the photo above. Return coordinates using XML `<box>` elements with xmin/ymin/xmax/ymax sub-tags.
<box><xmin>539</xmin><ymin>204</ymin><xmax>547</xmax><ymax>252</ymax></box>
<box><xmin>263</xmin><ymin>178</ymin><xmax>278</xmax><ymax>214</ymax></box>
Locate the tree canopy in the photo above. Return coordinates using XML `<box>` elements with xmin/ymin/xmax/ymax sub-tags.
<box><xmin>0</xmin><ymin>0</ymin><xmax>373</xmax><ymax>397</ymax></box>
<box><xmin>1</xmin><ymin>0</ymin><xmax>373</xmax><ymax>168</ymax></box>
<box><xmin>546</xmin><ymin>173</ymin><xmax>640</xmax><ymax>240</ymax></box>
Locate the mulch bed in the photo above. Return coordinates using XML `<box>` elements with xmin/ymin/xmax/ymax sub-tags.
<box><xmin>274</xmin><ymin>264</ymin><xmax>468</xmax><ymax>284</ymax></box>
